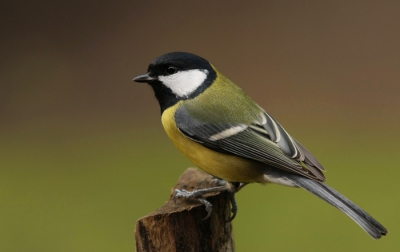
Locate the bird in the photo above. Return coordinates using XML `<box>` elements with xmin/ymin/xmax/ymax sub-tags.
<box><xmin>133</xmin><ymin>52</ymin><xmax>387</xmax><ymax>239</ymax></box>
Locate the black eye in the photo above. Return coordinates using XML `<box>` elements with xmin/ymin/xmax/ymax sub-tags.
<box><xmin>166</xmin><ymin>66</ymin><xmax>177</xmax><ymax>75</ymax></box>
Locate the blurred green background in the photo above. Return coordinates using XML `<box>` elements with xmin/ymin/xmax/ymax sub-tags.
<box><xmin>1</xmin><ymin>1</ymin><xmax>399</xmax><ymax>251</ymax></box>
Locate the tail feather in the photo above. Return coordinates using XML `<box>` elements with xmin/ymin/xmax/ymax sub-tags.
<box><xmin>285</xmin><ymin>173</ymin><xmax>388</xmax><ymax>239</ymax></box>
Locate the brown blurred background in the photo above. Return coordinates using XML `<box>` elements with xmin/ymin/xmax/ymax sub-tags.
<box><xmin>1</xmin><ymin>1</ymin><xmax>399</xmax><ymax>251</ymax></box>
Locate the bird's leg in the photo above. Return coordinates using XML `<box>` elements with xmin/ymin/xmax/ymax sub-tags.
<box><xmin>174</xmin><ymin>179</ymin><xmax>248</xmax><ymax>221</ymax></box>
<box><xmin>211</xmin><ymin>176</ymin><xmax>227</xmax><ymax>186</ymax></box>
<box><xmin>234</xmin><ymin>181</ymin><xmax>248</xmax><ymax>192</ymax></box>
<box><xmin>226</xmin><ymin>182</ymin><xmax>248</xmax><ymax>222</ymax></box>
<box><xmin>226</xmin><ymin>189</ymin><xmax>238</xmax><ymax>222</ymax></box>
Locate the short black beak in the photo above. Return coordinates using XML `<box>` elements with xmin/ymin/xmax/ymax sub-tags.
<box><xmin>133</xmin><ymin>73</ymin><xmax>156</xmax><ymax>83</ymax></box>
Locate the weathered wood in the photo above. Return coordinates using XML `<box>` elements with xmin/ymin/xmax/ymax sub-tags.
<box><xmin>135</xmin><ymin>168</ymin><xmax>235</xmax><ymax>252</ymax></box>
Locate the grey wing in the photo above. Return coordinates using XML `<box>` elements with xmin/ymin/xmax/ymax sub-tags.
<box><xmin>175</xmin><ymin>106</ymin><xmax>326</xmax><ymax>182</ymax></box>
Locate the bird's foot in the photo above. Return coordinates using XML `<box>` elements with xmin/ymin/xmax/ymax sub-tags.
<box><xmin>174</xmin><ymin>186</ymin><xmax>225</xmax><ymax>220</ymax></box>
<box><xmin>174</xmin><ymin>181</ymin><xmax>248</xmax><ymax>221</ymax></box>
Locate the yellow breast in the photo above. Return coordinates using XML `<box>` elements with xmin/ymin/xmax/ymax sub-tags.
<box><xmin>161</xmin><ymin>102</ymin><xmax>266</xmax><ymax>183</ymax></box>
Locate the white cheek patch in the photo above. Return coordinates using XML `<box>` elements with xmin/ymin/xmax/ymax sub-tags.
<box><xmin>159</xmin><ymin>69</ymin><xmax>208</xmax><ymax>97</ymax></box>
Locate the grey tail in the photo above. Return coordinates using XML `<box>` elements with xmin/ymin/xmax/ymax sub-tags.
<box><xmin>285</xmin><ymin>173</ymin><xmax>388</xmax><ymax>239</ymax></box>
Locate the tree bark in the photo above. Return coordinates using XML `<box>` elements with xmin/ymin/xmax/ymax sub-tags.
<box><xmin>135</xmin><ymin>168</ymin><xmax>235</xmax><ymax>252</ymax></box>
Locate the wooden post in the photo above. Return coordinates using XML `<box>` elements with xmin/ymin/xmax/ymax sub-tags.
<box><xmin>135</xmin><ymin>168</ymin><xmax>235</xmax><ymax>252</ymax></box>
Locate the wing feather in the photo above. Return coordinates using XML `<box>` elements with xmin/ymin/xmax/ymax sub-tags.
<box><xmin>175</xmin><ymin>105</ymin><xmax>326</xmax><ymax>181</ymax></box>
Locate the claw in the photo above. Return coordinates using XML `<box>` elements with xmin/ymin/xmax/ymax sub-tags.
<box><xmin>174</xmin><ymin>186</ymin><xmax>226</xmax><ymax>220</ymax></box>
<box><xmin>174</xmin><ymin>189</ymin><xmax>187</xmax><ymax>203</ymax></box>
<box><xmin>198</xmin><ymin>198</ymin><xmax>213</xmax><ymax>220</ymax></box>
<box><xmin>226</xmin><ymin>191</ymin><xmax>238</xmax><ymax>222</ymax></box>
<box><xmin>175</xmin><ymin>188</ymin><xmax>215</xmax><ymax>220</ymax></box>
<box><xmin>173</xmin><ymin>182</ymin><xmax>247</xmax><ymax>221</ymax></box>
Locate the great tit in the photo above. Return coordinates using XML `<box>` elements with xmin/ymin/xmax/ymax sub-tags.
<box><xmin>133</xmin><ymin>52</ymin><xmax>387</xmax><ymax>239</ymax></box>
